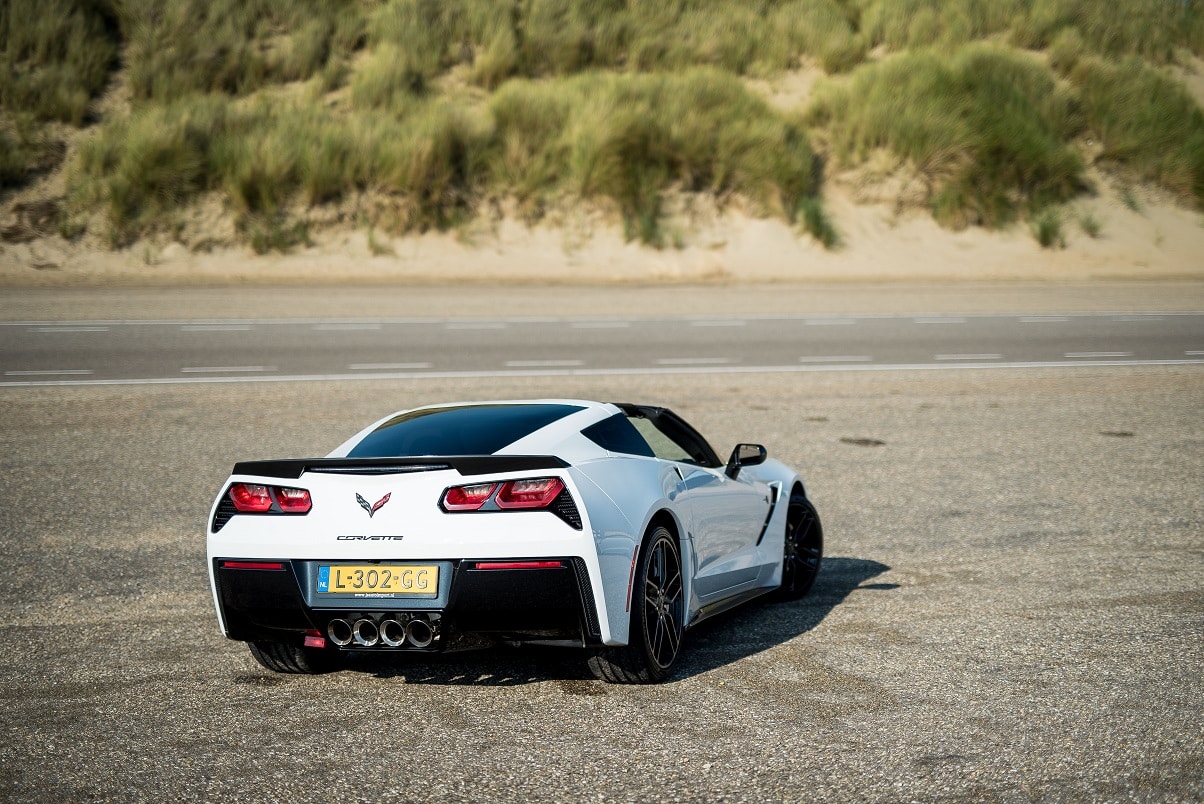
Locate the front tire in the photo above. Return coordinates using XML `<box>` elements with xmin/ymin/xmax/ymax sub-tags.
<box><xmin>588</xmin><ymin>526</ymin><xmax>684</xmax><ymax>683</ymax></box>
<box><xmin>247</xmin><ymin>640</ymin><xmax>341</xmax><ymax>674</ymax></box>
<box><xmin>774</xmin><ymin>492</ymin><xmax>823</xmax><ymax>600</ymax></box>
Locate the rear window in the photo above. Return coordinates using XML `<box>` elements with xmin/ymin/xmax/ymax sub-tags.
<box><xmin>347</xmin><ymin>404</ymin><xmax>583</xmax><ymax>457</ymax></box>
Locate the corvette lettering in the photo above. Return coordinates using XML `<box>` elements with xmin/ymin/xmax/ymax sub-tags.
<box><xmin>336</xmin><ymin>535</ymin><xmax>405</xmax><ymax>541</ymax></box>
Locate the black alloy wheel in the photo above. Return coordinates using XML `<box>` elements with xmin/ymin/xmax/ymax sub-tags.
<box><xmin>587</xmin><ymin>525</ymin><xmax>684</xmax><ymax>683</ymax></box>
<box><xmin>775</xmin><ymin>492</ymin><xmax>823</xmax><ymax>600</ymax></box>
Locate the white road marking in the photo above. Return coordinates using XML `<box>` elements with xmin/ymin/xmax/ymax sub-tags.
<box><xmin>446</xmin><ymin>322</ymin><xmax>506</xmax><ymax>330</ymax></box>
<box><xmin>656</xmin><ymin>357</ymin><xmax>733</xmax><ymax>365</ymax></box>
<box><xmin>6</xmin><ymin>359</ymin><xmax>1202</xmax><ymax>387</ymax></box>
<box><xmin>914</xmin><ymin>317</ymin><xmax>967</xmax><ymax>324</ymax></box>
<box><xmin>32</xmin><ymin>326</ymin><xmax>110</xmax><ymax>333</ymax></box>
<box><xmin>798</xmin><ymin>356</ymin><xmax>872</xmax><ymax>363</ymax></box>
<box><xmin>1020</xmin><ymin>316</ymin><xmax>1069</xmax><ymax>323</ymax></box>
<box><xmin>181</xmin><ymin>366</ymin><xmax>274</xmax><ymax>373</ymax></box>
<box><xmin>935</xmin><ymin>354</ymin><xmax>1003</xmax><ymax>361</ymax></box>
<box><xmin>805</xmin><ymin>318</ymin><xmax>858</xmax><ymax>326</ymax></box>
<box><xmin>505</xmin><ymin>360</ymin><xmax>585</xmax><ymax>367</ymax></box>
<box><xmin>690</xmin><ymin>320</ymin><xmax>747</xmax><ymax>327</ymax></box>
<box><xmin>572</xmin><ymin>321</ymin><xmax>630</xmax><ymax>329</ymax></box>
<box><xmin>313</xmin><ymin>323</ymin><xmax>381</xmax><ymax>331</ymax></box>
<box><xmin>4</xmin><ymin>369</ymin><xmax>94</xmax><ymax>376</ymax></box>
<box><xmin>347</xmin><ymin>362</ymin><xmax>433</xmax><ymax>370</ymax></box>
<box><xmin>181</xmin><ymin>325</ymin><xmax>254</xmax><ymax>332</ymax></box>
<box><xmin>1065</xmin><ymin>352</ymin><xmax>1133</xmax><ymax>358</ymax></box>
<box><xmin>1188</xmin><ymin>351</ymin><xmax>1204</xmax><ymax>356</ymax></box>
<box><xmin>1116</xmin><ymin>316</ymin><xmax>1163</xmax><ymax>322</ymax></box>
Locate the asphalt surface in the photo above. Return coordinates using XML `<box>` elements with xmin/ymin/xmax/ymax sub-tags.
<box><xmin>1</xmin><ymin>311</ymin><xmax>1202</xmax><ymax>385</ymax></box>
<box><xmin>0</xmin><ymin>284</ymin><xmax>1201</xmax><ymax>801</ymax></box>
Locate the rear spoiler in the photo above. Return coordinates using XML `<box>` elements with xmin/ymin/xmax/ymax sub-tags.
<box><xmin>230</xmin><ymin>455</ymin><xmax>569</xmax><ymax>480</ymax></box>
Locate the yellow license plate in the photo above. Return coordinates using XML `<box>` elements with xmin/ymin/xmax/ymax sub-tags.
<box><xmin>318</xmin><ymin>564</ymin><xmax>438</xmax><ymax>596</ymax></box>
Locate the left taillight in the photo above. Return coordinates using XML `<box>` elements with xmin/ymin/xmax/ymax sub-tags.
<box><xmin>227</xmin><ymin>483</ymin><xmax>312</xmax><ymax>514</ymax></box>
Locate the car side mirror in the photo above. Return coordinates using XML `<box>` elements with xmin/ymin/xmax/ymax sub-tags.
<box><xmin>725</xmin><ymin>443</ymin><xmax>767</xmax><ymax>479</ymax></box>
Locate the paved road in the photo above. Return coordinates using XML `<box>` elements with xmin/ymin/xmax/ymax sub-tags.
<box><xmin>3</xmin><ymin>312</ymin><xmax>1202</xmax><ymax>385</ymax></box>
<box><xmin>0</xmin><ymin>284</ymin><xmax>1201</xmax><ymax>801</ymax></box>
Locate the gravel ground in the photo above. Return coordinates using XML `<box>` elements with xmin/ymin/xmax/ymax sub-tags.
<box><xmin>0</xmin><ymin>364</ymin><xmax>1200</xmax><ymax>802</ymax></box>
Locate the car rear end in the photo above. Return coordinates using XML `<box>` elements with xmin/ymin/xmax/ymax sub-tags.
<box><xmin>206</xmin><ymin>456</ymin><xmax>607</xmax><ymax>657</ymax></box>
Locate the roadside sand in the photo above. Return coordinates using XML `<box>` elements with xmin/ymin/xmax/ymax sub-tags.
<box><xmin>1</xmin><ymin>176</ymin><xmax>1200</xmax><ymax>288</ymax></box>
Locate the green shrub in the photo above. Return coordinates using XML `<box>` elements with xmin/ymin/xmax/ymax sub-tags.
<box><xmin>118</xmin><ymin>0</ymin><xmax>364</xmax><ymax>102</ymax></box>
<box><xmin>1010</xmin><ymin>0</ymin><xmax>1204</xmax><ymax>63</ymax></box>
<box><xmin>0</xmin><ymin>0</ymin><xmax>118</xmax><ymax>124</ymax></box>
<box><xmin>809</xmin><ymin>45</ymin><xmax>1086</xmax><ymax>227</ymax></box>
<box><xmin>1032</xmin><ymin>208</ymin><xmax>1065</xmax><ymax>248</ymax></box>
<box><xmin>1069</xmin><ymin>56</ymin><xmax>1204</xmax><ymax>207</ymax></box>
<box><xmin>491</xmin><ymin>70</ymin><xmax>819</xmax><ymax>243</ymax></box>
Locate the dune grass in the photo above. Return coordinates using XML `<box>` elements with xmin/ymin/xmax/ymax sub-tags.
<box><xmin>70</xmin><ymin>69</ymin><xmax>819</xmax><ymax>247</ymax></box>
<box><xmin>0</xmin><ymin>0</ymin><xmax>118</xmax><ymax>125</ymax></box>
<box><xmin>1067</xmin><ymin>56</ymin><xmax>1204</xmax><ymax>207</ymax></box>
<box><xmin>7</xmin><ymin>0</ymin><xmax>1204</xmax><ymax>252</ymax></box>
<box><xmin>809</xmin><ymin>45</ymin><xmax>1085</xmax><ymax>227</ymax></box>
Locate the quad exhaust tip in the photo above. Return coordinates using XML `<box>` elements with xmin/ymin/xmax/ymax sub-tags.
<box><xmin>326</xmin><ymin>615</ymin><xmax>439</xmax><ymax>649</ymax></box>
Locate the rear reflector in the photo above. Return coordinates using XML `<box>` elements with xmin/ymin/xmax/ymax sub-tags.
<box><xmin>221</xmin><ymin>561</ymin><xmax>285</xmax><ymax>571</ymax></box>
<box><xmin>474</xmin><ymin>561</ymin><xmax>564</xmax><ymax>571</ymax></box>
<box><xmin>304</xmin><ymin>633</ymin><xmax>326</xmax><ymax>648</ymax></box>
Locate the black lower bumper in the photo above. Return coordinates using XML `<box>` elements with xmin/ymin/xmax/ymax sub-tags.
<box><xmin>213</xmin><ymin>558</ymin><xmax>601</xmax><ymax>651</ymax></box>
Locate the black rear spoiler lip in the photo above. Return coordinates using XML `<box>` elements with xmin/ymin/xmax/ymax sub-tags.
<box><xmin>230</xmin><ymin>455</ymin><xmax>569</xmax><ymax>480</ymax></box>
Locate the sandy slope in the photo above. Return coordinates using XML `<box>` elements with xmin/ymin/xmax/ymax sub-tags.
<box><xmin>3</xmin><ymin>57</ymin><xmax>1202</xmax><ymax>289</ymax></box>
<box><xmin>1</xmin><ymin>175</ymin><xmax>1199</xmax><ymax>287</ymax></box>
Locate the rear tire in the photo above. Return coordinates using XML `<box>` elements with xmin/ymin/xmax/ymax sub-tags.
<box><xmin>774</xmin><ymin>492</ymin><xmax>823</xmax><ymax>600</ymax></box>
<box><xmin>588</xmin><ymin>526</ymin><xmax>684</xmax><ymax>684</ymax></box>
<box><xmin>247</xmin><ymin>640</ymin><xmax>341</xmax><ymax>674</ymax></box>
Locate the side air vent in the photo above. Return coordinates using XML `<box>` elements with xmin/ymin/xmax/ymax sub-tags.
<box><xmin>211</xmin><ymin>495</ymin><xmax>238</xmax><ymax>533</ymax></box>
<box><xmin>552</xmin><ymin>488</ymin><xmax>583</xmax><ymax>530</ymax></box>
<box><xmin>307</xmin><ymin>464</ymin><xmax>451</xmax><ymax>475</ymax></box>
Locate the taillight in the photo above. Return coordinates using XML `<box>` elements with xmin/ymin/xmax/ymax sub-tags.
<box><xmin>227</xmin><ymin>483</ymin><xmax>312</xmax><ymax>514</ymax></box>
<box><xmin>440</xmin><ymin>477</ymin><xmax>565</xmax><ymax>512</ymax></box>
<box><xmin>441</xmin><ymin>482</ymin><xmax>499</xmax><ymax>511</ymax></box>
<box><xmin>229</xmin><ymin>483</ymin><xmax>272</xmax><ymax>512</ymax></box>
<box><xmin>496</xmin><ymin>477</ymin><xmax>565</xmax><ymax>509</ymax></box>
<box><xmin>275</xmin><ymin>486</ymin><xmax>312</xmax><ymax>513</ymax></box>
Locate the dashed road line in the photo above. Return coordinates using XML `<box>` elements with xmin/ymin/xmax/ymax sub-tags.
<box><xmin>935</xmin><ymin>354</ymin><xmax>1003</xmax><ymax>361</ymax></box>
<box><xmin>4</xmin><ymin>369</ymin><xmax>94</xmax><ymax>376</ymax></box>
<box><xmin>181</xmin><ymin>366</ymin><xmax>275</xmax><ymax>373</ymax></box>
<box><xmin>656</xmin><ymin>357</ymin><xmax>733</xmax><ymax>365</ymax></box>
<box><xmin>1065</xmin><ymin>352</ymin><xmax>1133</xmax><ymax>359</ymax></box>
<box><xmin>181</xmin><ymin>325</ymin><xmax>254</xmax><ymax>332</ymax></box>
<box><xmin>347</xmin><ymin>362</ymin><xmax>433</xmax><ymax>370</ymax></box>
<box><xmin>505</xmin><ymin>360</ymin><xmax>585</xmax><ymax>367</ymax></box>
<box><xmin>799</xmin><ymin>356</ymin><xmax>872</xmax><ymax>363</ymax></box>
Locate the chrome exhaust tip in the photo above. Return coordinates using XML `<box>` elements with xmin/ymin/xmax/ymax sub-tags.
<box><xmin>405</xmin><ymin>618</ymin><xmax>435</xmax><ymax>648</ymax></box>
<box><xmin>379</xmin><ymin>618</ymin><xmax>407</xmax><ymax>648</ymax></box>
<box><xmin>352</xmin><ymin>618</ymin><xmax>380</xmax><ymax>647</ymax></box>
<box><xmin>327</xmin><ymin>618</ymin><xmax>353</xmax><ymax>647</ymax></box>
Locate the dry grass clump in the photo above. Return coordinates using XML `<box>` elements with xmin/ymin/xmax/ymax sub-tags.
<box><xmin>117</xmin><ymin>0</ymin><xmax>363</xmax><ymax>102</ymax></box>
<box><xmin>0</xmin><ymin>0</ymin><xmax>117</xmax><ymax>125</ymax></box>
<box><xmin>8</xmin><ymin>0</ymin><xmax>1204</xmax><ymax>254</ymax></box>
<box><xmin>809</xmin><ymin>45</ymin><xmax>1085</xmax><ymax>227</ymax></box>
<box><xmin>1067</xmin><ymin>57</ymin><xmax>1204</xmax><ymax>207</ymax></box>
<box><xmin>69</xmin><ymin>70</ymin><xmax>820</xmax><ymax>248</ymax></box>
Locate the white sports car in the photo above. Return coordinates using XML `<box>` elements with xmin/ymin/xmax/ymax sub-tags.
<box><xmin>207</xmin><ymin>399</ymin><xmax>822</xmax><ymax>683</ymax></box>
